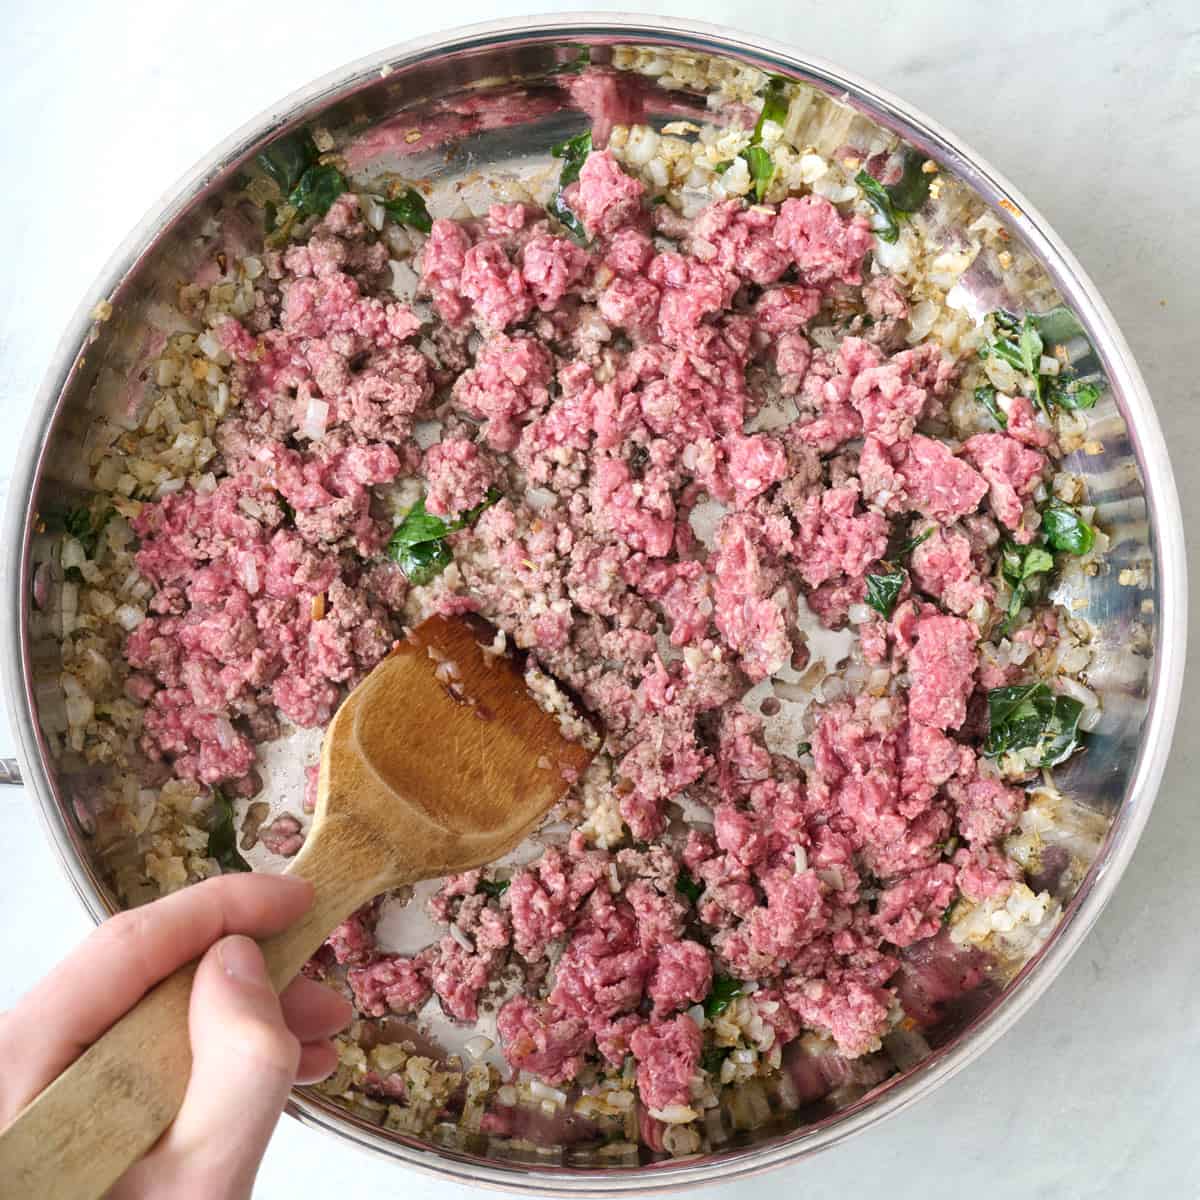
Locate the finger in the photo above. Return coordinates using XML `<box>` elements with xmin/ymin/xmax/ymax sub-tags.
<box><xmin>278</xmin><ymin>975</ymin><xmax>353</xmax><ymax>1043</ymax></box>
<box><xmin>117</xmin><ymin>935</ymin><xmax>300</xmax><ymax>1199</ymax></box>
<box><xmin>295</xmin><ymin>1040</ymin><xmax>340</xmax><ymax>1085</ymax></box>
<box><xmin>0</xmin><ymin>873</ymin><xmax>312</xmax><ymax>1099</ymax></box>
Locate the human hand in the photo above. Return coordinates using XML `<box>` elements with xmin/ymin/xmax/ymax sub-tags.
<box><xmin>0</xmin><ymin>873</ymin><xmax>351</xmax><ymax>1198</ymax></box>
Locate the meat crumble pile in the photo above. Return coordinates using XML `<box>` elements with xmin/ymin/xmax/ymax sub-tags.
<box><xmin>113</xmin><ymin>130</ymin><xmax>1095</xmax><ymax>1146</ymax></box>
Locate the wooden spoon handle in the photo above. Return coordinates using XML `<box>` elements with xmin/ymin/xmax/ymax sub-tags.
<box><xmin>260</xmin><ymin>832</ymin><xmax>393</xmax><ymax>988</ymax></box>
<box><xmin>0</xmin><ymin>966</ymin><xmax>197</xmax><ymax>1200</ymax></box>
<box><xmin>0</xmin><ymin>837</ymin><xmax>384</xmax><ymax>1200</ymax></box>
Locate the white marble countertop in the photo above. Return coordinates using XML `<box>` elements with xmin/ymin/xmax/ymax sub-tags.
<box><xmin>2</xmin><ymin>2</ymin><xmax>1197</xmax><ymax>1196</ymax></box>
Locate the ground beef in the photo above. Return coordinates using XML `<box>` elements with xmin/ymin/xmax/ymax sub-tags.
<box><xmin>629</xmin><ymin>1014</ymin><xmax>702</xmax><ymax>1110</ymax></box>
<box><xmin>906</xmin><ymin>613</ymin><xmax>979</xmax><ymax>732</ymax></box>
<box><xmin>647</xmin><ymin>940</ymin><xmax>713</xmax><ymax>1017</ymax></box>
<box><xmin>948</xmin><ymin>772</ymin><xmax>1025</xmax><ymax>845</ymax></box>
<box><xmin>325</xmin><ymin>905</ymin><xmax>378</xmax><ymax>966</ymax></box>
<box><xmin>963</xmin><ymin>432</ymin><xmax>1048</xmax><ymax>535</ymax></box>
<box><xmin>909</xmin><ymin>525</ymin><xmax>993</xmax><ymax>616</ymax></box>
<box><xmin>497</xmin><ymin>996</ymin><xmax>593</xmax><ymax>1085</ymax></box>
<box><xmin>347</xmin><ymin>954</ymin><xmax>432</xmax><ymax>1017</ymax></box>
<box><xmin>873</xmin><ymin>863</ymin><xmax>957</xmax><ymax>947</ymax></box>
<box><xmin>126</xmin><ymin>141</ymin><xmax>1063</xmax><ymax>1136</ymax></box>
<box><xmin>422</xmin><ymin>436</ymin><xmax>497</xmax><ymax>518</ymax></box>
<box><xmin>570</xmin><ymin>148</ymin><xmax>646</xmax><ymax>237</ymax></box>
<box><xmin>954</xmin><ymin>844</ymin><xmax>1022</xmax><ymax>902</ymax></box>
<box><xmin>426</xmin><ymin>934</ymin><xmax>498</xmax><ymax>1023</ymax></box>
<box><xmin>773</xmin><ymin>195</ymin><xmax>874</xmax><ymax>285</ymax></box>
<box><xmin>507</xmin><ymin>839</ymin><xmax>607</xmax><ymax>960</ymax></box>
<box><xmin>549</xmin><ymin>891</ymin><xmax>653</xmax><ymax>1031</ymax></box>
<box><xmin>784</xmin><ymin>973</ymin><xmax>893</xmax><ymax>1058</ymax></box>
<box><xmin>452</xmin><ymin>332</ymin><xmax>554</xmax><ymax>451</ymax></box>
<box><xmin>258</xmin><ymin>813</ymin><xmax>304</xmax><ymax>856</ymax></box>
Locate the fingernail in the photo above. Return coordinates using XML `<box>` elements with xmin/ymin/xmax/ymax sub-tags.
<box><xmin>218</xmin><ymin>935</ymin><xmax>267</xmax><ymax>984</ymax></box>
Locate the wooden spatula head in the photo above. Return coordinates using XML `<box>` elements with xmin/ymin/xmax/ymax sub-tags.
<box><xmin>315</xmin><ymin>613</ymin><xmax>597</xmax><ymax>886</ymax></box>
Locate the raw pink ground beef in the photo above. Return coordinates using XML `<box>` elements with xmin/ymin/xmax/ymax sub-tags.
<box><xmin>347</xmin><ymin>955</ymin><xmax>432</xmax><ymax>1017</ymax></box>
<box><xmin>123</xmin><ymin>140</ymin><xmax>1065</xmax><ymax>1139</ymax></box>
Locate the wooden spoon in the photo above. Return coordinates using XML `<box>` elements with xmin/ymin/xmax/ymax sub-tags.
<box><xmin>0</xmin><ymin>614</ymin><xmax>596</xmax><ymax>1199</ymax></box>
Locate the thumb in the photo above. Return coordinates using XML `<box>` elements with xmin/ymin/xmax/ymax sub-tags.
<box><xmin>119</xmin><ymin>935</ymin><xmax>301</xmax><ymax>1199</ymax></box>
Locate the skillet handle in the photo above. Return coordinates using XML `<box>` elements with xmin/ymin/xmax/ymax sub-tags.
<box><xmin>0</xmin><ymin>844</ymin><xmax>379</xmax><ymax>1200</ymax></box>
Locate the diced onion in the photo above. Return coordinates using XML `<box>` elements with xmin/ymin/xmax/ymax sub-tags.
<box><xmin>301</xmin><ymin>397</ymin><xmax>329</xmax><ymax>441</ymax></box>
<box><xmin>242</xmin><ymin>557</ymin><xmax>260</xmax><ymax>595</ymax></box>
<box><xmin>61</xmin><ymin>537</ymin><xmax>86</xmax><ymax>571</ymax></box>
<box><xmin>649</xmin><ymin>1104</ymin><xmax>698</xmax><ymax>1124</ymax></box>
<box><xmin>529</xmin><ymin>1080</ymin><xmax>566</xmax><ymax>1105</ymax></box>
<box><xmin>463</xmin><ymin>1036</ymin><xmax>493</xmax><ymax>1060</ymax></box>
<box><xmin>114</xmin><ymin>604</ymin><xmax>145</xmax><ymax>631</ymax></box>
<box><xmin>360</xmin><ymin>194</ymin><xmax>385</xmax><ymax>231</ymax></box>
<box><xmin>214</xmin><ymin>717</ymin><xmax>237</xmax><ymax>750</ymax></box>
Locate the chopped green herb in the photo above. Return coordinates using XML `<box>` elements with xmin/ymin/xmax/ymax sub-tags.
<box><xmin>864</xmin><ymin>565</ymin><xmax>906</xmax><ymax>619</ymax></box>
<box><xmin>277</xmin><ymin>495</ymin><xmax>296</xmax><ymax>525</ymax></box>
<box><xmin>752</xmin><ymin>76</ymin><xmax>790</xmax><ymax>140</ymax></box>
<box><xmin>391</xmin><ymin>539</ymin><xmax>452</xmax><ymax>587</ymax></box>
<box><xmin>701</xmin><ymin>1045</ymin><xmax>732</xmax><ymax>1074</ymax></box>
<box><xmin>980</xmin><ymin>311</ymin><xmax>1040</xmax><ymax>377</ymax></box>
<box><xmin>713</xmin><ymin>159</ymin><xmax>733</xmax><ymax>175</ymax></box>
<box><xmin>899</xmin><ymin>527</ymin><xmax>933</xmax><ymax>557</ymax></box>
<box><xmin>981</xmin><ymin>308</ymin><xmax>1104</xmax><ymax>417</ymax></box>
<box><xmin>974</xmin><ymin>383</ymin><xmax>1008</xmax><ymax>429</ymax></box>
<box><xmin>64</xmin><ymin>566</ymin><xmax>84</xmax><ymax>584</ymax></box>
<box><xmin>884</xmin><ymin>152</ymin><xmax>933</xmax><ymax>214</ymax></box>
<box><xmin>855</xmin><ymin>170</ymin><xmax>899</xmax><ymax>242</ymax></box>
<box><xmin>1045</xmin><ymin>376</ymin><xmax>1101</xmax><ymax>411</ymax></box>
<box><xmin>999</xmin><ymin>540</ymin><xmax>1054</xmax><ymax>633</ymax></box>
<box><xmin>257</xmin><ymin>130</ymin><xmax>319</xmax><ymax>194</ymax></box>
<box><xmin>207</xmin><ymin>790</ymin><xmax>251</xmax><ymax>873</ymax></box>
<box><xmin>983</xmin><ymin>682</ymin><xmax>1085</xmax><ymax>768</ymax></box>
<box><xmin>1041</xmin><ymin>501</ymin><xmax>1094</xmax><ymax>557</ymax></box>
<box><xmin>855</xmin><ymin>155</ymin><xmax>931</xmax><ymax>244</ymax></box>
<box><xmin>552</xmin><ymin>131</ymin><xmax>591</xmax><ymax>185</ymax></box>
<box><xmin>704</xmin><ymin>974</ymin><xmax>744</xmax><ymax>1019</ymax></box>
<box><xmin>386</xmin><ymin>489</ymin><xmax>501</xmax><ymax>585</ymax></box>
<box><xmin>388</xmin><ymin>498</ymin><xmax>457</xmax><ymax>550</ymax></box>
<box><xmin>676</xmin><ymin>868</ymin><xmax>704</xmax><ymax>905</ymax></box>
<box><xmin>288</xmin><ymin>163</ymin><xmax>347</xmax><ymax>219</ymax></box>
<box><xmin>796</xmin><ymin>741</ymin><xmax>812</xmax><ymax>758</ymax></box>
<box><xmin>1000</xmin><ymin>541</ymin><xmax>1055</xmax><ymax>587</ymax></box>
<box><xmin>478</xmin><ymin>878</ymin><xmax>510</xmax><ymax>899</ymax></box>
<box><xmin>383</xmin><ymin>188</ymin><xmax>433</xmax><ymax>233</ymax></box>
<box><xmin>550</xmin><ymin>46</ymin><xmax>591</xmax><ymax>74</ymax></box>
<box><xmin>1017</xmin><ymin>319</ymin><xmax>1044</xmax><ymax>377</ymax></box>
<box><xmin>739</xmin><ymin>145</ymin><xmax>775</xmax><ymax>203</ymax></box>
<box><xmin>46</xmin><ymin>504</ymin><xmax>113</xmax><ymax>558</ymax></box>
<box><xmin>548</xmin><ymin>131</ymin><xmax>592</xmax><ymax>241</ymax></box>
